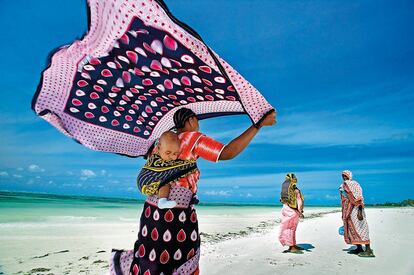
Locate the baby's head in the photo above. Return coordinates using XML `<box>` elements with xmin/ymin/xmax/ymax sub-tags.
<box><xmin>158</xmin><ymin>131</ymin><xmax>180</xmax><ymax>160</ymax></box>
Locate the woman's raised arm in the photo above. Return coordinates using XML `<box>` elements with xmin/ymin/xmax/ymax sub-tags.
<box><xmin>219</xmin><ymin>111</ymin><xmax>276</xmax><ymax>160</ymax></box>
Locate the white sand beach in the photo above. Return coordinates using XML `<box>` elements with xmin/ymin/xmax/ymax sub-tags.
<box><xmin>201</xmin><ymin>208</ymin><xmax>414</xmax><ymax>275</ymax></box>
<box><xmin>0</xmin><ymin>202</ymin><xmax>413</xmax><ymax>275</ymax></box>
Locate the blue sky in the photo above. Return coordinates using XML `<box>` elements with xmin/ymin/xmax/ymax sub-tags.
<box><xmin>0</xmin><ymin>0</ymin><xmax>413</xmax><ymax>204</ymax></box>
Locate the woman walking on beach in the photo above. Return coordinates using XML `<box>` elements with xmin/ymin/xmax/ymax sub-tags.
<box><xmin>279</xmin><ymin>173</ymin><xmax>305</xmax><ymax>254</ymax></box>
<box><xmin>340</xmin><ymin>170</ymin><xmax>375</xmax><ymax>257</ymax></box>
<box><xmin>110</xmin><ymin>108</ymin><xmax>276</xmax><ymax>275</ymax></box>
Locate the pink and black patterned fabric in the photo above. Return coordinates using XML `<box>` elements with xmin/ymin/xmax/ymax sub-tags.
<box><xmin>109</xmin><ymin>186</ymin><xmax>200</xmax><ymax>275</ymax></box>
<box><xmin>32</xmin><ymin>0</ymin><xmax>274</xmax><ymax>157</ymax></box>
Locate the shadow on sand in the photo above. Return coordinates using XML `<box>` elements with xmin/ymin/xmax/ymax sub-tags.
<box><xmin>297</xmin><ymin>243</ymin><xmax>315</xmax><ymax>252</ymax></box>
<box><xmin>342</xmin><ymin>245</ymin><xmax>358</xmax><ymax>252</ymax></box>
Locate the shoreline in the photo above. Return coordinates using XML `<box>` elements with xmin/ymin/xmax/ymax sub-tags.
<box><xmin>2</xmin><ymin>190</ymin><xmax>412</xmax><ymax>208</ymax></box>
<box><xmin>200</xmin><ymin>209</ymin><xmax>341</xmax><ymax>244</ymax></box>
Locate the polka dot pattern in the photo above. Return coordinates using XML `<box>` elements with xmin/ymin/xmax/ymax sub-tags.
<box><xmin>33</xmin><ymin>0</ymin><xmax>274</xmax><ymax>157</ymax></box>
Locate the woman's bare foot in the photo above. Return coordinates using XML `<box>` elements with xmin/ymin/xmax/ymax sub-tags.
<box><xmin>358</xmin><ymin>248</ymin><xmax>375</xmax><ymax>257</ymax></box>
<box><xmin>285</xmin><ymin>246</ymin><xmax>303</xmax><ymax>254</ymax></box>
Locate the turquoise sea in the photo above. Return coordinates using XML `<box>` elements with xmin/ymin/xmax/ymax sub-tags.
<box><xmin>0</xmin><ymin>191</ymin><xmax>280</xmax><ymax>224</ymax></box>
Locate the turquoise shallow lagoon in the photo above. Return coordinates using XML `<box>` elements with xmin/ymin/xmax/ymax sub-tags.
<box><xmin>0</xmin><ymin>191</ymin><xmax>336</xmax><ymax>232</ymax></box>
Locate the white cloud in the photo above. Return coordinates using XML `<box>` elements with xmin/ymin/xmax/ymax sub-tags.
<box><xmin>100</xmin><ymin>170</ymin><xmax>107</xmax><ymax>176</ymax></box>
<box><xmin>80</xmin><ymin>177</ymin><xmax>88</xmax><ymax>181</ymax></box>
<box><xmin>28</xmin><ymin>164</ymin><xmax>45</xmax><ymax>172</ymax></box>
<box><xmin>81</xmin><ymin>169</ymin><xmax>96</xmax><ymax>177</ymax></box>
<box><xmin>13</xmin><ymin>174</ymin><xmax>23</xmax><ymax>178</ymax></box>
<box><xmin>254</xmin><ymin>112</ymin><xmax>414</xmax><ymax>146</ymax></box>
<box><xmin>0</xmin><ymin>171</ymin><xmax>8</xmax><ymax>177</ymax></box>
<box><xmin>200</xmin><ymin>171</ymin><xmax>341</xmax><ymax>192</ymax></box>
<box><xmin>16</xmin><ymin>167</ymin><xmax>24</xmax><ymax>171</ymax></box>
<box><xmin>204</xmin><ymin>190</ymin><xmax>231</xmax><ymax>197</ymax></box>
<box><xmin>208</xmin><ymin>111</ymin><xmax>413</xmax><ymax>146</ymax></box>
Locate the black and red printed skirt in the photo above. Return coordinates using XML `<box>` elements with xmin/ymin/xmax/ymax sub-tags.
<box><xmin>110</xmin><ymin>186</ymin><xmax>200</xmax><ymax>275</ymax></box>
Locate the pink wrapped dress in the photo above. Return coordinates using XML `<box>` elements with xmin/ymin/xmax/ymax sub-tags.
<box><xmin>279</xmin><ymin>191</ymin><xmax>303</xmax><ymax>247</ymax></box>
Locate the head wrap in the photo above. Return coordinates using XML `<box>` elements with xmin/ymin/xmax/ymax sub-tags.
<box><xmin>280</xmin><ymin>173</ymin><xmax>303</xmax><ymax>209</ymax></box>
<box><xmin>285</xmin><ymin>173</ymin><xmax>297</xmax><ymax>183</ymax></box>
<box><xmin>342</xmin><ymin>170</ymin><xmax>353</xmax><ymax>180</ymax></box>
<box><xmin>173</xmin><ymin>108</ymin><xmax>197</xmax><ymax>129</ymax></box>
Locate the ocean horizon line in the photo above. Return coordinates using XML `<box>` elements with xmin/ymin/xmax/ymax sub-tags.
<box><xmin>1</xmin><ymin>190</ymin><xmax>412</xmax><ymax>207</ymax></box>
<box><xmin>0</xmin><ymin>190</ymin><xmax>344</xmax><ymax>207</ymax></box>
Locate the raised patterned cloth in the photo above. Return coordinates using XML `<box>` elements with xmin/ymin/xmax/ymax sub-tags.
<box><xmin>32</xmin><ymin>0</ymin><xmax>274</xmax><ymax>157</ymax></box>
<box><xmin>137</xmin><ymin>153</ymin><xmax>198</xmax><ymax>196</ymax></box>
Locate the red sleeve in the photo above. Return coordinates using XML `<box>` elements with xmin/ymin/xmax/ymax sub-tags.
<box><xmin>193</xmin><ymin>135</ymin><xmax>225</xmax><ymax>162</ymax></box>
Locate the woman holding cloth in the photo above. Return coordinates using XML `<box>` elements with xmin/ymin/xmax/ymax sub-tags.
<box><xmin>110</xmin><ymin>108</ymin><xmax>276</xmax><ymax>275</ymax></box>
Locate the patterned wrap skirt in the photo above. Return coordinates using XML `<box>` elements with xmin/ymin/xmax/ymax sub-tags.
<box><xmin>110</xmin><ymin>186</ymin><xmax>200</xmax><ymax>275</ymax></box>
<box><xmin>341</xmin><ymin>197</ymin><xmax>370</xmax><ymax>245</ymax></box>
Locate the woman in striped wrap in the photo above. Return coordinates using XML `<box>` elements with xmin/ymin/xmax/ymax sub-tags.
<box><xmin>340</xmin><ymin>170</ymin><xmax>375</xmax><ymax>257</ymax></box>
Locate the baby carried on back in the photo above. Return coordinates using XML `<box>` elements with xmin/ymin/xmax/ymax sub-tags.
<box><xmin>137</xmin><ymin>131</ymin><xmax>199</xmax><ymax>209</ymax></box>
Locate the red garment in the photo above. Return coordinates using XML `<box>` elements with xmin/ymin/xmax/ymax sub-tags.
<box><xmin>171</xmin><ymin>131</ymin><xmax>225</xmax><ymax>193</ymax></box>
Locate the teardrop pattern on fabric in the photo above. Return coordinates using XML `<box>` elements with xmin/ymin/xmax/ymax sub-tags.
<box><xmin>173</xmin><ymin>249</ymin><xmax>182</xmax><ymax>261</ymax></box>
<box><xmin>163</xmin><ymin>229</ymin><xmax>172</xmax><ymax>242</ymax></box>
<box><xmin>132</xmin><ymin>264</ymin><xmax>139</xmax><ymax>275</ymax></box>
<box><xmin>164</xmin><ymin>210</ymin><xmax>174</xmax><ymax>222</ymax></box>
<box><xmin>163</xmin><ymin>35</ymin><xmax>177</xmax><ymax>51</ymax></box>
<box><xmin>190</xmin><ymin>229</ymin><xmax>198</xmax><ymax>242</ymax></box>
<box><xmin>151</xmin><ymin>227</ymin><xmax>159</xmax><ymax>241</ymax></box>
<box><xmin>160</xmin><ymin>250</ymin><xmax>170</xmax><ymax>264</ymax></box>
<box><xmin>144</xmin><ymin>206</ymin><xmax>151</xmax><ymax>218</ymax></box>
<box><xmin>178</xmin><ymin>211</ymin><xmax>186</xmax><ymax>223</ymax></box>
<box><xmin>138</xmin><ymin>244</ymin><xmax>146</xmax><ymax>258</ymax></box>
<box><xmin>141</xmin><ymin>225</ymin><xmax>148</xmax><ymax>237</ymax></box>
<box><xmin>190</xmin><ymin>211</ymin><xmax>197</xmax><ymax>223</ymax></box>
<box><xmin>187</xmin><ymin>248</ymin><xmax>195</xmax><ymax>260</ymax></box>
<box><xmin>153</xmin><ymin>209</ymin><xmax>160</xmax><ymax>221</ymax></box>
<box><xmin>64</xmin><ymin>17</ymin><xmax>239</xmax><ymax>140</ymax></box>
<box><xmin>149</xmin><ymin>249</ymin><xmax>156</xmax><ymax>262</ymax></box>
<box><xmin>177</xmin><ymin>229</ymin><xmax>186</xmax><ymax>242</ymax></box>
